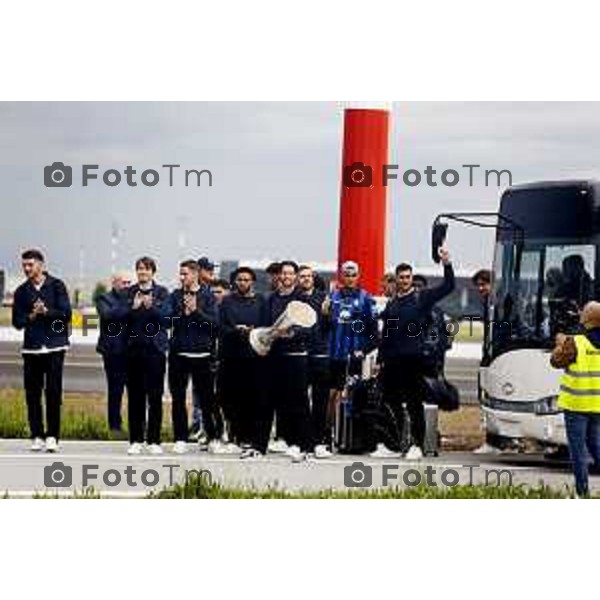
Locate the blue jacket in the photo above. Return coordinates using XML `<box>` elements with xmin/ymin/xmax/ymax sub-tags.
<box><xmin>328</xmin><ymin>287</ymin><xmax>377</xmax><ymax>360</ymax></box>
<box><xmin>95</xmin><ymin>289</ymin><xmax>129</xmax><ymax>355</ymax></box>
<box><xmin>126</xmin><ymin>283</ymin><xmax>171</xmax><ymax>354</ymax></box>
<box><xmin>12</xmin><ymin>274</ymin><xmax>72</xmax><ymax>350</ymax></box>
<box><xmin>168</xmin><ymin>288</ymin><xmax>218</xmax><ymax>355</ymax></box>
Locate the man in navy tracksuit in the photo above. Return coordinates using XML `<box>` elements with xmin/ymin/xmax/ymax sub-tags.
<box><xmin>379</xmin><ymin>247</ymin><xmax>455</xmax><ymax>460</ymax></box>
<box><xmin>168</xmin><ymin>259</ymin><xmax>221</xmax><ymax>454</ymax></box>
<box><xmin>298</xmin><ymin>265</ymin><xmax>332</xmax><ymax>457</ymax></box>
<box><xmin>261</xmin><ymin>260</ymin><xmax>313</xmax><ymax>461</ymax></box>
<box><xmin>12</xmin><ymin>249</ymin><xmax>71</xmax><ymax>452</ymax></box>
<box><xmin>125</xmin><ymin>256</ymin><xmax>171</xmax><ymax>455</ymax></box>
<box><xmin>219</xmin><ymin>266</ymin><xmax>267</xmax><ymax>454</ymax></box>
<box><xmin>95</xmin><ymin>272</ymin><xmax>131</xmax><ymax>432</ymax></box>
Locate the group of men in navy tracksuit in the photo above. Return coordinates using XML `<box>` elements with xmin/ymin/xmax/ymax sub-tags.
<box><xmin>12</xmin><ymin>246</ymin><xmax>455</xmax><ymax>461</ymax></box>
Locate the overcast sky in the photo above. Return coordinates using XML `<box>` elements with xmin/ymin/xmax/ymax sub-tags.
<box><xmin>1</xmin><ymin>101</ymin><xmax>600</xmax><ymax>284</ymax></box>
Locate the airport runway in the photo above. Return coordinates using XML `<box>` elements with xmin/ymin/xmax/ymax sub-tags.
<box><xmin>0</xmin><ymin>439</ymin><xmax>591</xmax><ymax>497</ymax></box>
<box><xmin>0</xmin><ymin>340</ymin><xmax>481</xmax><ymax>402</ymax></box>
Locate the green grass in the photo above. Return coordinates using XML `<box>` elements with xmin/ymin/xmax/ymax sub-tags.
<box><xmin>141</xmin><ymin>479</ymin><xmax>584</xmax><ymax>499</ymax></box>
<box><xmin>0</xmin><ymin>389</ymin><xmax>175</xmax><ymax>441</ymax></box>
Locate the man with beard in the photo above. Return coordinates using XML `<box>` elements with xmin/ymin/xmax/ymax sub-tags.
<box><xmin>298</xmin><ymin>265</ymin><xmax>332</xmax><ymax>458</ymax></box>
<box><xmin>260</xmin><ymin>260</ymin><xmax>312</xmax><ymax>462</ymax></box>
<box><xmin>220</xmin><ymin>266</ymin><xmax>267</xmax><ymax>457</ymax></box>
<box><xmin>378</xmin><ymin>247</ymin><xmax>455</xmax><ymax>460</ymax></box>
<box><xmin>168</xmin><ymin>260</ymin><xmax>223</xmax><ymax>454</ymax></box>
<box><xmin>12</xmin><ymin>249</ymin><xmax>71</xmax><ymax>452</ymax></box>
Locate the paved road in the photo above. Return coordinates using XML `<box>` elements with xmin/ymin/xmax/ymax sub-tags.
<box><xmin>0</xmin><ymin>341</ymin><xmax>480</xmax><ymax>402</ymax></box>
<box><xmin>0</xmin><ymin>439</ymin><xmax>590</xmax><ymax>497</ymax></box>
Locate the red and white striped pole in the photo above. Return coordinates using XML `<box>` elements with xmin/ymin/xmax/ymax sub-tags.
<box><xmin>337</xmin><ymin>105</ymin><xmax>390</xmax><ymax>295</ymax></box>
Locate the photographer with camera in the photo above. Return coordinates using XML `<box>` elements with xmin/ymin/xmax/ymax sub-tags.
<box><xmin>12</xmin><ymin>249</ymin><xmax>71</xmax><ymax>452</ymax></box>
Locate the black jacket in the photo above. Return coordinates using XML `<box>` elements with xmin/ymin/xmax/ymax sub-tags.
<box><xmin>168</xmin><ymin>288</ymin><xmax>218</xmax><ymax>355</ymax></box>
<box><xmin>380</xmin><ymin>264</ymin><xmax>455</xmax><ymax>361</ymax></box>
<box><xmin>12</xmin><ymin>274</ymin><xmax>71</xmax><ymax>350</ymax></box>
<box><xmin>95</xmin><ymin>289</ymin><xmax>129</xmax><ymax>355</ymax></box>
<box><xmin>126</xmin><ymin>283</ymin><xmax>171</xmax><ymax>354</ymax></box>
<box><xmin>219</xmin><ymin>292</ymin><xmax>268</xmax><ymax>359</ymax></box>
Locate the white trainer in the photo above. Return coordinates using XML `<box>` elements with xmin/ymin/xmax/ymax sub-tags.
<box><xmin>31</xmin><ymin>437</ymin><xmax>45</xmax><ymax>452</ymax></box>
<box><xmin>405</xmin><ymin>445</ymin><xmax>424</xmax><ymax>460</ymax></box>
<box><xmin>314</xmin><ymin>444</ymin><xmax>333</xmax><ymax>459</ymax></box>
<box><xmin>173</xmin><ymin>441</ymin><xmax>188</xmax><ymax>454</ymax></box>
<box><xmin>285</xmin><ymin>445</ymin><xmax>304</xmax><ymax>462</ymax></box>
<box><xmin>128</xmin><ymin>442</ymin><xmax>144</xmax><ymax>455</ymax></box>
<box><xmin>369</xmin><ymin>443</ymin><xmax>401</xmax><ymax>458</ymax></box>
<box><xmin>268</xmin><ymin>439</ymin><xmax>289</xmax><ymax>453</ymax></box>
<box><xmin>224</xmin><ymin>443</ymin><xmax>242</xmax><ymax>455</ymax></box>
<box><xmin>240</xmin><ymin>448</ymin><xmax>263</xmax><ymax>460</ymax></box>
<box><xmin>45</xmin><ymin>437</ymin><xmax>59</xmax><ymax>453</ymax></box>
<box><xmin>147</xmin><ymin>443</ymin><xmax>163</xmax><ymax>455</ymax></box>
<box><xmin>208</xmin><ymin>440</ymin><xmax>229</xmax><ymax>454</ymax></box>
<box><xmin>473</xmin><ymin>443</ymin><xmax>501</xmax><ymax>455</ymax></box>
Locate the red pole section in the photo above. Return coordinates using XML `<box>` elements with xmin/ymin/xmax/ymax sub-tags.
<box><xmin>337</xmin><ymin>108</ymin><xmax>390</xmax><ymax>295</ymax></box>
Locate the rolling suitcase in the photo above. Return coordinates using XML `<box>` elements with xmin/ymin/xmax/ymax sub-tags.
<box><xmin>335</xmin><ymin>378</ymin><xmax>379</xmax><ymax>454</ymax></box>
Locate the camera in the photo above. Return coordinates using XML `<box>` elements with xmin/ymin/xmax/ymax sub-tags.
<box><xmin>344</xmin><ymin>462</ymin><xmax>372</xmax><ymax>487</ymax></box>
<box><xmin>44</xmin><ymin>162</ymin><xmax>73</xmax><ymax>187</ymax></box>
<box><xmin>44</xmin><ymin>462</ymin><xmax>73</xmax><ymax>487</ymax></box>
<box><xmin>343</xmin><ymin>162</ymin><xmax>373</xmax><ymax>188</ymax></box>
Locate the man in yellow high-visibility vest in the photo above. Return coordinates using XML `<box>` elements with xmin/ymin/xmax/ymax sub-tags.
<box><xmin>551</xmin><ymin>301</ymin><xmax>600</xmax><ymax>497</ymax></box>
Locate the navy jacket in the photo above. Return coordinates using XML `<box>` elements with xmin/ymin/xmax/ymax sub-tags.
<box><xmin>380</xmin><ymin>264</ymin><xmax>455</xmax><ymax>361</ymax></box>
<box><xmin>265</xmin><ymin>288</ymin><xmax>311</xmax><ymax>355</ymax></box>
<box><xmin>12</xmin><ymin>274</ymin><xmax>72</xmax><ymax>350</ymax></box>
<box><xmin>168</xmin><ymin>288</ymin><xmax>218</xmax><ymax>355</ymax></box>
<box><xmin>95</xmin><ymin>289</ymin><xmax>129</xmax><ymax>355</ymax></box>
<box><xmin>219</xmin><ymin>292</ymin><xmax>268</xmax><ymax>359</ymax></box>
<box><xmin>126</xmin><ymin>283</ymin><xmax>171</xmax><ymax>354</ymax></box>
<box><xmin>299</xmin><ymin>289</ymin><xmax>330</xmax><ymax>357</ymax></box>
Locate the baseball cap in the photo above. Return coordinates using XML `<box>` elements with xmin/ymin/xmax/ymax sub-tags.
<box><xmin>341</xmin><ymin>260</ymin><xmax>359</xmax><ymax>275</ymax></box>
<box><xmin>197</xmin><ymin>256</ymin><xmax>215</xmax><ymax>271</ymax></box>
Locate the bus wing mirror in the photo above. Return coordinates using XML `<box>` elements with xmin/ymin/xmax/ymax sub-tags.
<box><xmin>431</xmin><ymin>222</ymin><xmax>448</xmax><ymax>263</ymax></box>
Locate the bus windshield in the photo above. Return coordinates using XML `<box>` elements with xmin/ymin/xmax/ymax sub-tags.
<box><xmin>490</xmin><ymin>240</ymin><xmax>596</xmax><ymax>355</ymax></box>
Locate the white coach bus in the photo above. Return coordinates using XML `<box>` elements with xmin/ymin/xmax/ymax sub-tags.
<box><xmin>436</xmin><ymin>180</ymin><xmax>600</xmax><ymax>451</ymax></box>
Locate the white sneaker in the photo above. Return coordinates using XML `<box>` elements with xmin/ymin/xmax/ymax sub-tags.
<box><xmin>405</xmin><ymin>445</ymin><xmax>424</xmax><ymax>460</ymax></box>
<box><xmin>45</xmin><ymin>437</ymin><xmax>59</xmax><ymax>453</ymax></box>
<box><xmin>224</xmin><ymin>443</ymin><xmax>242</xmax><ymax>455</ymax></box>
<box><xmin>147</xmin><ymin>443</ymin><xmax>163</xmax><ymax>455</ymax></box>
<box><xmin>31</xmin><ymin>437</ymin><xmax>45</xmax><ymax>452</ymax></box>
<box><xmin>473</xmin><ymin>443</ymin><xmax>501</xmax><ymax>455</ymax></box>
<box><xmin>173</xmin><ymin>441</ymin><xmax>188</xmax><ymax>455</ymax></box>
<box><xmin>285</xmin><ymin>445</ymin><xmax>305</xmax><ymax>462</ymax></box>
<box><xmin>268</xmin><ymin>439</ymin><xmax>289</xmax><ymax>454</ymax></box>
<box><xmin>240</xmin><ymin>448</ymin><xmax>263</xmax><ymax>460</ymax></box>
<box><xmin>314</xmin><ymin>444</ymin><xmax>332</xmax><ymax>459</ymax></box>
<box><xmin>369</xmin><ymin>443</ymin><xmax>401</xmax><ymax>458</ymax></box>
<box><xmin>208</xmin><ymin>440</ymin><xmax>229</xmax><ymax>454</ymax></box>
<box><xmin>128</xmin><ymin>442</ymin><xmax>144</xmax><ymax>455</ymax></box>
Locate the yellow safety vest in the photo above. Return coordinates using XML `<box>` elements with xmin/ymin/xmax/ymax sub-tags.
<box><xmin>558</xmin><ymin>334</ymin><xmax>600</xmax><ymax>413</ymax></box>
